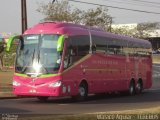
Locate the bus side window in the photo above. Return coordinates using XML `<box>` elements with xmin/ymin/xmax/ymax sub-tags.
<box><xmin>64</xmin><ymin>40</ymin><xmax>78</xmax><ymax>69</ymax></box>
<box><xmin>64</xmin><ymin>41</ymin><xmax>75</xmax><ymax>69</ymax></box>
<box><xmin>92</xmin><ymin>44</ymin><xmax>96</xmax><ymax>53</ymax></box>
<box><xmin>106</xmin><ymin>38</ymin><xmax>113</xmax><ymax>54</ymax></box>
<box><xmin>107</xmin><ymin>45</ymin><xmax>115</xmax><ymax>54</ymax></box>
<box><xmin>70</xmin><ymin>35</ymin><xmax>90</xmax><ymax>60</ymax></box>
<box><xmin>92</xmin><ymin>36</ymin><xmax>106</xmax><ymax>53</ymax></box>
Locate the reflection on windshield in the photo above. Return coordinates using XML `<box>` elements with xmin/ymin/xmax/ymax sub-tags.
<box><xmin>15</xmin><ymin>34</ymin><xmax>61</xmax><ymax>74</ymax></box>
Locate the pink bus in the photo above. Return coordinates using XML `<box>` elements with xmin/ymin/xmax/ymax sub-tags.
<box><xmin>7</xmin><ymin>22</ymin><xmax>152</xmax><ymax>101</ymax></box>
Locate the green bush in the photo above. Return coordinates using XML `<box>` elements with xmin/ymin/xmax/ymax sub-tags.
<box><xmin>1</xmin><ymin>43</ymin><xmax>17</xmax><ymax>67</ymax></box>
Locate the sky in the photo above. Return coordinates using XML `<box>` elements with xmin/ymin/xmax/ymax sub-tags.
<box><xmin>0</xmin><ymin>0</ymin><xmax>160</xmax><ymax>34</ymax></box>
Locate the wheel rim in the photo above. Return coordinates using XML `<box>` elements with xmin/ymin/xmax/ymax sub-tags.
<box><xmin>137</xmin><ymin>83</ymin><xmax>141</xmax><ymax>90</ymax></box>
<box><xmin>129</xmin><ymin>82</ymin><xmax>135</xmax><ymax>95</ymax></box>
<box><xmin>130</xmin><ymin>85</ymin><xmax>134</xmax><ymax>94</ymax></box>
<box><xmin>79</xmin><ymin>86</ymin><xmax>85</xmax><ymax>97</ymax></box>
<box><xmin>137</xmin><ymin>82</ymin><xmax>142</xmax><ymax>93</ymax></box>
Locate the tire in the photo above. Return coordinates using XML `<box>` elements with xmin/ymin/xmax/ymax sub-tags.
<box><xmin>136</xmin><ymin>80</ymin><xmax>143</xmax><ymax>94</ymax></box>
<box><xmin>37</xmin><ymin>96</ymin><xmax>48</xmax><ymax>102</ymax></box>
<box><xmin>128</xmin><ymin>80</ymin><xmax>136</xmax><ymax>96</ymax></box>
<box><xmin>72</xmin><ymin>82</ymin><xmax>88</xmax><ymax>101</ymax></box>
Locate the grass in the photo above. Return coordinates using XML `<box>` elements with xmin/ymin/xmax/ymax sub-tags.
<box><xmin>0</xmin><ymin>70</ymin><xmax>13</xmax><ymax>84</ymax></box>
<box><xmin>0</xmin><ymin>70</ymin><xmax>14</xmax><ymax>96</ymax></box>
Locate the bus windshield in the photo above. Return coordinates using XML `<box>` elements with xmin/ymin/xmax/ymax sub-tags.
<box><xmin>15</xmin><ymin>34</ymin><xmax>62</xmax><ymax>75</ymax></box>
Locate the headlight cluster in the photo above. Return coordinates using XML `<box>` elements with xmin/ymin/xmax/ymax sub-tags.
<box><xmin>49</xmin><ymin>81</ymin><xmax>61</xmax><ymax>87</ymax></box>
<box><xmin>13</xmin><ymin>81</ymin><xmax>21</xmax><ymax>86</ymax></box>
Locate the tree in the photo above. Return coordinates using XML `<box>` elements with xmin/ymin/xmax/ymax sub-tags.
<box><xmin>111</xmin><ymin>25</ymin><xmax>138</xmax><ymax>37</ymax></box>
<box><xmin>137</xmin><ymin>22</ymin><xmax>159</xmax><ymax>38</ymax></box>
<box><xmin>37</xmin><ymin>0</ymin><xmax>112</xmax><ymax>31</ymax></box>
<box><xmin>81</xmin><ymin>7</ymin><xmax>112</xmax><ymax>31</ymax></box>
<box><xmin>111</xmin><ymin>22</ymin><xmax>159</xmax><ymax>39</ymax></box>
<box><xmin>0</xmin><ymin>39</ymin><xmax>17</xmax><ymax>70</ymax></box>
<box><xmin>37</xmin><ymin>0</ymin><xmax>82</xmax><ymax>23</ymax></box>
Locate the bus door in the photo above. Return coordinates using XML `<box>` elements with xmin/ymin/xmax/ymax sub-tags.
<box><xmin>62</xmin><ymin>36</ymin><xmax>91</xmax><ymax>95</ymax></box>
<box><xmin>58</xmin><ymin>37</ymin><xmax>80</xmax><ymax>95</ymax></box>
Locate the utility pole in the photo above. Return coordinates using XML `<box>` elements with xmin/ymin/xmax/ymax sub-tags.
<box><xmin>21</xmin><ymin>0</ymin><xmax>27</xmax><ymax>34</ymax></box>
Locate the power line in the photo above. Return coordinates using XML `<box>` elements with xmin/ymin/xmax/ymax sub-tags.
<box><xmin>128</xmin><ymin>0</ymin><xmax>160</xmax><ymax>5</ymax></box>
<box><xmin>102</xmin><ymin>0</ymin><xmax>160</xmax><ymax>8</ymax></box>
<box><xmin>69</xmin><ymin>0</ymin><xmax>160</xmax><ymax>14</ymax></box>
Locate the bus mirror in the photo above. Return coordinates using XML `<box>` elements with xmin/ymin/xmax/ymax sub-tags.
<box><xmin>19</xmin><ymin>36</ymin><xmax>24</xmax><ymax>50</ymax></box>
<box><xmin>6</xmin><ymin>35</ymin><xmax>24</xmax><ymax>52</ymax></box>
<box><xmin>57</xmin><ymin>35</ymin><xmax>65</xmax><ymax>52</ymax></box>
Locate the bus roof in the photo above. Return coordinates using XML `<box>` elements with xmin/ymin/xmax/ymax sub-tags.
<box><xmin>24</xmin><ymin>21</ymin><xmax>103</xmax><ymax>35</ymax></box>
<box><xmin>24</xmin><ymin>21</ymin><xmax>151</xmax><ymax>48</ymax></box>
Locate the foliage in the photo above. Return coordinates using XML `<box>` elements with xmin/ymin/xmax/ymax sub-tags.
<box><xmin>37</xmin><ymin>0</ymin><xmax>112</xmax><ymax>31</ymax></box>
<box><xmin>111</xmin><ymin>26</ymin><xmax>138</xmax><ymax>38</ymax></box>
<box><xmin>37</xmin><ymin>0</ymin><xmax>81</xmax><ymax>22</ymax></box>
<box><xmin>37</xmin><ymin>0</ymin><xmax>158</xmax><ymax>39</ymax></box>
<box><xmin>0</xmin><ymin>42</ymin><xmax>17</xmax><ymax>68</ymax></box>
<box><xmin>137</xmin><ymin>22</ymin><xmax>160</xmax><ymax>30</ymax></box>
<box><xmin>4</xmin><ymin>44</ymin><xmax>17</xmax><ymax>66</ymax></box>
<box><xmin>81</xmin><ymin>7</ymin><xmax>112</xmax><ymax>31</ymax></box>
<box><xmin>111</xmin><ymin>22</ymin><xmax>159</xmax><ymax>39</ymax></box>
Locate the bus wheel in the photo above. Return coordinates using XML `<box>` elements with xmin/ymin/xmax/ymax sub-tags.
<box><xmin>136</xmin><ymin>80</ymin><xmax>143</xmax><ymax>94</ymax></box>
<box><xmin>128</xmin><ymin>80</ymin><xmax>136</xmax><ymax>96</ymax></box>
<box><xmin>37</xmin><ymin>96</ymin><xmax>48</xmax><ymax>102</ymax></box>
<box><xmin>72</xmin><ymin>82</ymin><xmax>88</xmax><ymax>101</ymax></box>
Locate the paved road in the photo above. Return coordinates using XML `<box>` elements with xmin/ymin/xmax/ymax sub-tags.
<box><xmin>0</xmin><ymin>64</ymin><xmax>160</xmax><ymax>114</ymax></box>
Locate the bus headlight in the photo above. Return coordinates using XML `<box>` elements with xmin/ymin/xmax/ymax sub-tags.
<box><xmin>13</xmin><ymin>81</ymin><xmax>21</xmax><ymax>86</ymax></box>
<box><xmin>49</xmin><ymin>81</ymin><xmax>61</xmax><ymax>87</ymax></box>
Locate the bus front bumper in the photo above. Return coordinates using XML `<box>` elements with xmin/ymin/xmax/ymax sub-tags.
<box><xmin>13</xmin><ymin>84</ymin><xmax>62</xmax><ymax>97</ymax></box>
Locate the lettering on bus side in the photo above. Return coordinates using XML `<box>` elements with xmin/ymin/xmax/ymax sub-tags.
<box><xmin>92</xmin><ymin>60</ymin><xmax>118</xmax><ymax>65</ymax></box>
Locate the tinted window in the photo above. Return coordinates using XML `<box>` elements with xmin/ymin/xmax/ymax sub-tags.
<box><xmin>64</xmin><ymin>35</ymin><xmax>90</xmax><ymax>68</ymax></box>
<box><xmin>70</xmin><ymin>35</ymin><xmax>90</xmax><ymax>56</ymax></box>
<box><xmin>92</xmin><ymin>36</ymin><xmax>106</xmax><ymax>53</ymax></box>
